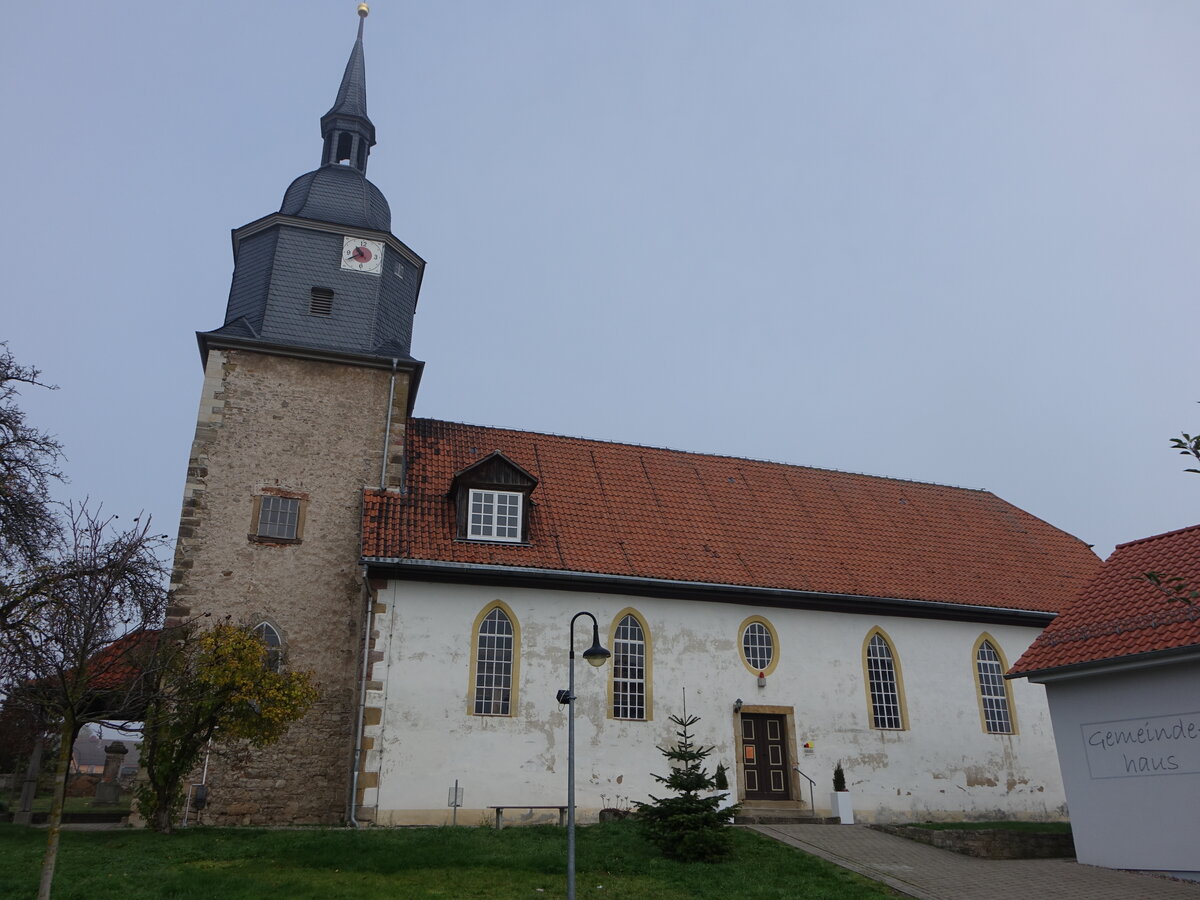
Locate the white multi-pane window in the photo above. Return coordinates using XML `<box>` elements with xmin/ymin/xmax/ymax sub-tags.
<box><xmin>474</xmin><ymin>608</ymin><xmax>515</xmax><ymax>715</ymax></box>
<box><xmin>253</xmin><ymin>622</ymin><xmax>283</xmax><ymax>672</ymax></box>
<box><xmin>469</xmin><ymin>489</ymin><xmax>522</xmax><ymax>542</ymax></box>
<box><xmin>257</xmin><ymin>496</ymin><xmax>300</xmax><ymax>540</ymax></box>
<box><xmin>866</xmin><ymin>633</ymin><xmax>904</xmax><ymax>729</ymax></box>
<box><xmin>976</xmin><ymin>640</ymin><xmax>1013</xmax><ymax>734</ymax></box>
<box><xmin>742</xmin><ymin>622</ymin><xmax>774</xmax><ymax>672</ymax></box>
<box><xmin>612</xmin><ymin>614</ymin><xmax>647</xmax><ymax>720</ymax></box>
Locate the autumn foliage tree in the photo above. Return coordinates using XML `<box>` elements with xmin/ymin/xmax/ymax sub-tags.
<box><xmin>136</xmin><ymin>620</ymin><xmax>318</xmax><ymax>833</ymax></box>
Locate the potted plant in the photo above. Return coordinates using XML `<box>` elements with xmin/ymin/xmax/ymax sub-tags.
<box><xmin>830</xmin><ymin>760</ymin><xmax>854</xmax><ymax>825</ymax></box>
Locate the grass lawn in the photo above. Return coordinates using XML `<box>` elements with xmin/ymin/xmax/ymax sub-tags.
<box><xmin>909</xmin><ymin>821</ymin><xmax>1071</xmax><ymax>833</ymax></box>
<box><xmin>1</xmin><ymin>795</ymin><xmax>131</xmax><ymax>815</ymax></box>
<box><xmin>0</xmin><ymin>821</ymin><xmax>899</xmax><ymax>899</ymax></box>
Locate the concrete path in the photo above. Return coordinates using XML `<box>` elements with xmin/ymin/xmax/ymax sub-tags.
<box><xmin>745</xmin><ymin>823</ymin><xmax>1200</xmax><ymax>900</ymax></box>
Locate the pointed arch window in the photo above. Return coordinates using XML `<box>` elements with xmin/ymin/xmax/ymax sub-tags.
<box><xmin>611</xmin><ymin>611</ymin><xmax>650</xmax><ymax>720</ymax></box>
<box><xmin>469</xmin><ymin>604</ymin><xmax>520</xmax><ymax>716</ymax></box>
<box><xmin>975</xmin><ymin>637</ymin><xmax>1016</xmax><ymax>734</ymax></box>
<box><xmin>253</xmin><ymin>621</ymin><xmax>283</xmax><ymax>673</ymax></box>
<box><xmin>864</xmin><ymin>630</ymin><xmax>906</xmax><ymax>730</ymax></box>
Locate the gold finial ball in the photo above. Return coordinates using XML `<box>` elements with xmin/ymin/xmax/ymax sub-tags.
<box><xmin>357</xmin><ymin>3</ymin><xmax>369</xmax><ymax>17</ymax></box>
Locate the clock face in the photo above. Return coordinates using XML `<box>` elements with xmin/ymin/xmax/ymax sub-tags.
<box><xmin>341</xmin><ymin>237</ymin><xmax>385</xmax><ymax>275</ymax></box>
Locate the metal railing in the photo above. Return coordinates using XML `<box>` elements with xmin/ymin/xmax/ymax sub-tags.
<box><xmin>793</xmin><ymin>766</ymin><xmax>816</xmax><ymax>815</ymax></box>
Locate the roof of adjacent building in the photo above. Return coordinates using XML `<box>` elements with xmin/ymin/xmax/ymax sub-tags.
<box><xmin>1009</xmin><ymin>523</ymin><xmax>1200</xmax><ymax>676</ymax></box>
<box><xmin>79</xmin><ymin>628</ymin><xmax>160</xmax><ymax>692</ymax></box>
<box><xmin>362</xmin><ymin>419</ymin><xmax>1101</xmax><ymax>613</ymax></box>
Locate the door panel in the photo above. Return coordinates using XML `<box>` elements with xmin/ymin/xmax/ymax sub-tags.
<box><xmin>741</xmin><ymin>713</ymin><xmax>791</xmax><ymax>801</ymax></box>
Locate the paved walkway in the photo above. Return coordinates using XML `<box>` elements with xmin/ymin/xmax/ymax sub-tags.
<box><xmin>745</xmin><ymin>824</ymin><xmax>1200</xmax><ymax>900</ymax></box>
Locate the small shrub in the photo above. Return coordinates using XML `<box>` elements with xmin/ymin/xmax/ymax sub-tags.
<box><xmin>714</xmin><ymin>762</ymin><xmax>728</xmax><ymax>792</ymax></box>
<box><xmin>833</xmin><ymin>761</ymin><xmax>846</xmax><ymax>792</ymax></box>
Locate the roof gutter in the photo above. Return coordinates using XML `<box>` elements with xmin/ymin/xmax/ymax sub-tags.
<box><xmin>363</xmin><ymin>557</ymin><xmax>1058</xmax><ymax>627</ymax></box>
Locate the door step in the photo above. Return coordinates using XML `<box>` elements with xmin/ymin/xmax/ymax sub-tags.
<box><xmin>735</xmin><ymin>806</ymin><xmax>840</xmax><ymax>825</ymax></box>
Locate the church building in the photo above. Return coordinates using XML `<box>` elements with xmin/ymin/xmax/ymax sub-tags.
<box><xmin>166</xmin><ymin>9</ymin><xmax>1101</xmax><ymax>827</ymax></box>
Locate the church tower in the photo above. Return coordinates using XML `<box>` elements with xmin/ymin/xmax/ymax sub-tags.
<box><xmin>167</xmin><ymin>6</ymin><xmax>420</xmax><ymax>824</ymax></box>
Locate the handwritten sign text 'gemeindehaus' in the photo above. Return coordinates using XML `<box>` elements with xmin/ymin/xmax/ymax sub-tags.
<box><xmin>1082</xmin><ymin>711</ymin><xmax>1200</xmax><ymax>779</ymax></box>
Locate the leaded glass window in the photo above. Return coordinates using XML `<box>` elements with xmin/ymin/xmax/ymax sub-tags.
<box><xmin>469</xmin><ymin>490</ymin><xmax>522</xmax><ymax>542</ymax></box>
<box><xmin>866</xmin><ymin>633</ymin><xmax>904</xmax><ymax>729</ymax></box>
<box><xmin>977</xmin><ymin>640</ymin><xmax>1013</xmax><ymax>734</ymax></box>
<box><xmin>253</xmin><ymin>622</ymin><xmax>283</xmax><ymax>672</ymax></box>
<box><xmin>612</xmin><ymin>614</ymin><xmax>646</xmax><ymax>720</ymax></box>
<box><xmin>742</xmin><ymin>622</ymin><xmax>773</xmax><ymax>672</ymax></box>
<box><xmin>257</xmin><ymin>495</ymin><xmax>300</xmax><ymax>540</ymax></box>
<box><xmin>474</xmin><ymin>608</ymin><xmax>514</xmax><ymax>715</ymax></box>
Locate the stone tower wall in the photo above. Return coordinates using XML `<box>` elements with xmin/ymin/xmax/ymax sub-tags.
<box><xmin>167</xmin><ymin>347</ymin><xmax>410</xmax><ymax>825</ymax></box>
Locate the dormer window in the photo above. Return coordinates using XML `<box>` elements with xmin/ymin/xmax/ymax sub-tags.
<box><xmin>469</xmin><ymin>490</ymin><xmax>522</xmax><ymax>542</ymax></box>
<box><xmin>451</xmin><ymin>452</ymin><xmax>538</xmax><ymax>544</ymax></box>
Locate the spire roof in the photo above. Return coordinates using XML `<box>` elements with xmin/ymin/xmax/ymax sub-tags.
<box><xmin>319</xmin><ymin>5</ymin><xmax>376</xmax><ymax>173</ymax></box>
<box><xmin>325</xmin><ymin>16</ymin><xmax>370</xmax><ymax>122</ymax></box>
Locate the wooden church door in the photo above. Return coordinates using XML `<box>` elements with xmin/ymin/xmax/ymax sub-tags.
<box><xmin>741</xmin><ymin>713</ymin><xmax>791</xmax><ymax>800</ymax></box>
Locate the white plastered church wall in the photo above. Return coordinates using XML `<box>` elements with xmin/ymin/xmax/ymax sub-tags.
<box><xmin>369</xmin><ymin>581</ymin><xmax>1066</xmax><ymax>825</ymax></box>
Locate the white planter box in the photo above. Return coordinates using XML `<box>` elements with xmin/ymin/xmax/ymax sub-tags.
<box><xmin>830</xmin><ymin>791</ymin><xmax>854</xmax><ymax>825</ymax></box>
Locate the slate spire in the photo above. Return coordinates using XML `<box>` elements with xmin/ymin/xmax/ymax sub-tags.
<box><xmin>320</xmin><ymin>4</ymin><xmax>376</xmax><ymax>174</ymax></box>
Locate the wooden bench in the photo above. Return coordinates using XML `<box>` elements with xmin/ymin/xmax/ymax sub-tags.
<box><xmin>488</xmin><ymin>805</ymin><xmax>568</xmax><ymax>830</ymax></box>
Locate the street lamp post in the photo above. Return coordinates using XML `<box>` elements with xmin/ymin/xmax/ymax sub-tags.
<box><xmin>558</xmin><ymin>611</ymin><xmax>610</xmax><ymax>900</ymax></box>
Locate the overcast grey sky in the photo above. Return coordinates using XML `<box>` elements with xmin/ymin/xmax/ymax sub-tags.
<box><xmin>2</xmin><ymin>1</ymin><xmax>1197</xmax><ymax>563</ymax></box>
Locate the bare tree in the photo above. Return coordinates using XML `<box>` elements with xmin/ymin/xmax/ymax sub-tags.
<box><xmin>0</xmin><ymin>343</ymin><xmax>65</xmax><ymax>634</ymax></box>
<box><xmin>0</xmin><ymin>505</ymin><xmax>168</xmax><ymax>900</ymax></box>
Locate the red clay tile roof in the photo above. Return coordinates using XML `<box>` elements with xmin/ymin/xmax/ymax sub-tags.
<box><xmin>362</xmin><ymin>419</ymin><xmax>1101</xmax><ymax>612</ymax></box>
<box><xmin>80</xmin><ymin>629</ymin><xmax>160</xmax><ymax>691</ymax></box>
<box><xmin>1009</xmin><ymin>524</ymin><xmax>1200</xmax><ymax>675</ymax></box>
<box><xmin>25</xmin><ymin>629</ymin><xmax>159</xmax><ymax>713</ymax></box>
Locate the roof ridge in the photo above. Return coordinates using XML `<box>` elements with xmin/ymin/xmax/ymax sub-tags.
<box><xmin>1113</xmin><ymin>522</ymin><xmax>1200</xmax><ymax>552</ymax></box>
<box><xmin>410</xmin><ymin>417</ymin><xmax>990</xmax><ymax>494</ymax></box>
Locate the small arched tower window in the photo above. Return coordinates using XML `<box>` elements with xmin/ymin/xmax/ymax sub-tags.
<box><xmin>253</xmin><ymin>622</ymin><xmax>283</xmax><ymax>673</ymax></box>
<box><xmin>335</xmin><ymin>132</ymin><xmax>355</xmax><ymax>165</ymax></box>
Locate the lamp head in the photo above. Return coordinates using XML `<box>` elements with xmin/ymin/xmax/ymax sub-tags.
<box><xmin>583</xmin><ymin>642</ymin><xmax>610</xmax><ymax>667</ymax></box>
<box><xmin>579</xmin><ymin>612</ymin><xmax>610</xmax><ymax>667</ymax></box>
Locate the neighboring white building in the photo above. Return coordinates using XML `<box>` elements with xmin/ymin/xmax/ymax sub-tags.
<box><xmin>1010</xmin><ymin>524</ymin><xmax>1200</xmax><ymax>880</ymax></box>
<box><xmin>357</xmin><ymin>421</ymin><xmax>1101</xmax><ymax>825</ymax></box>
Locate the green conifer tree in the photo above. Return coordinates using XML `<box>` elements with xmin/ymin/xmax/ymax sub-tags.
<box><xmin>636</xmin><ymin>712</ymin><xmax>737</xmax><ymax>861</ymax></box>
